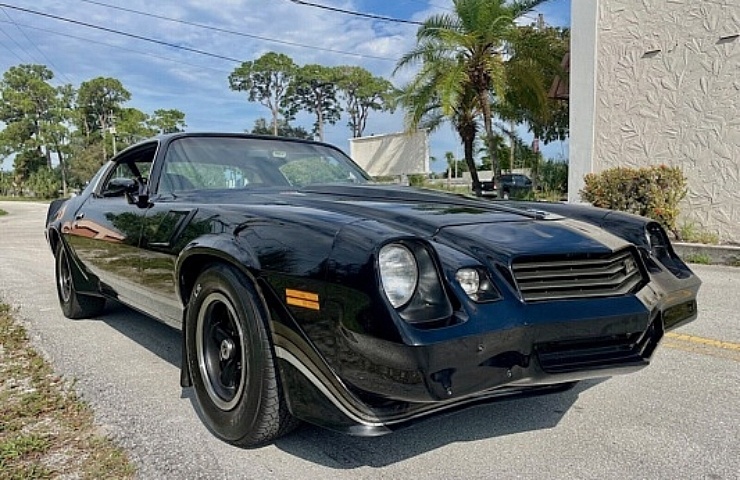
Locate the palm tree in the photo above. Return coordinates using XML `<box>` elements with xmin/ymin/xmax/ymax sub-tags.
<box><xmin>396</xmin><ymin>0</ymin><xmax>550</xmax><ymax>194</ymax></box>
<box><xmin>396</xmin><ymin>54</ymin><xmax>482</xmax><ymax>191</ymax></box>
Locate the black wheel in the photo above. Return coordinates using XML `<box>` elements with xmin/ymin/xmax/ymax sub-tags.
<box><xmin>55</xmin><ymin>242</ymin><xmax>105</xmax><ymax>319</ymax></box>
<box><xmin>186</xmin><ymin>264</ymin><xmax>297</xmax><ymax>447</ymax></box>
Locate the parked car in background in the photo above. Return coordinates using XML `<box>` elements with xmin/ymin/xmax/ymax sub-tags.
<box><xmin>480</xmin><ymin>174</ymin><xmax>533</xmax><ymax>199</ymax></box>
<box><xmin>46</xmin><ymin>133</ymin><xmax>700</xmax><ymax>447</ymax></box>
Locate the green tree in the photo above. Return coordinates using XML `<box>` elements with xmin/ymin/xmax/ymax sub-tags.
<box><xmin>250</xmin><ymin>118</ymin><xmax>311</xmax><ymax>139</ymax></box>
<box><xmin>229</xmin><ymin>52</ymin><xmax>297</xmax><ymax>136</ymax></box>
<box><xmin>291</xmin><ymin>64</ymin><xmax>341</xmax><ymax>142</ymax></box>
<box><xmin>0</xmin><ymin>64</ymin><xmax>58</xmax><ymax>185</ymax></box>
<box><xmin>115</xmin><ymin>107</ymin><xmax>156</xmax><ymax>149</ymax></box>
<box><xmin>149</xmin><ymin>109</ymin><xmax>186</xmax><ymax>134</ymax></box>
<box><xmin>396</xmin><ymin>0</ymin><xmax>550</xmax><ymax>193</ymax></box>
<box><xmin>334</xmin><ymin>66</ymin><xmax>395</xmax><ymax>138</ymax></box>
<box><xmin>67</xmin><ymin>141</ymin><xmax>106</xmax><ymax>188</ymax></box>
<box><xmin>76</xmin><ymin>77</ymin><xmax>131</xmax><ymax>145</ymax></box>
<box><xmin>45</xmin><ymin>84</ymin><xmax>75</xmax><ymax>196</ymax></box>
<box><xmin>498</xmin><ymin>26</ymin><xmax>570</xmax><ymax>144</ymax></box>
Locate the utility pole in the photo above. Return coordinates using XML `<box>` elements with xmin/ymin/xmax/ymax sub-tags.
<box><xmin>109</xmin><ymin>111</ymin><xmax>117</xmax><ymax>156</ymax></box>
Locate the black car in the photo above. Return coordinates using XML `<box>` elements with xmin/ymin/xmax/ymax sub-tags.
<box><xmin>480</xmin><ymin>174</ymin><xmax>533</xmax><ymax>199</ymax></box>
<box><xmin>45</xmin><ymin>133</ymin><xmax>700</xmax><ymax>447</ymax></box>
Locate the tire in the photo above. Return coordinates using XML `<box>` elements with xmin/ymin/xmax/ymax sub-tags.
<box><xmin>186</xmin><ymin>264</ymin><xmax>297</xmax><ymax>447</ymax></box>
<box><xmin>55</xmin><ymin>242</ymin><xmax>106</xmax><ymax>319</ymax></box>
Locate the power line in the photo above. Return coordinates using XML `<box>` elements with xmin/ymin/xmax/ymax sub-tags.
<box><xmin>0</xmin><ymin>7</ymin><xmax>75</xmax><ymax>84</ymax></box>
<box><xmin>287</xmin><ymin>0</ymin><xmax>423</xmax><ymax>25</ymax></box>
<box><xmin>74</xmin><ymin>0</ymin><xmax>397</xmax><ymax>61</ymax></box>
<box><xmin>0</xmin><ymin>13</ymin><xmax>39</xmax><ymax>64</ymax></box>
<box><xmin>0</xmin><ymin>25</ymin><xmax>26</xmax><ymax>63</ymax></box>
<box><xmin>0</xmin><ymin>4</ymin><xmax>247</xmax><ymax>63</ymax></box>
<box><xmin>0</xmin><ymin>19</ymin><xmax>234</xmax><ymax>76</ymax></box>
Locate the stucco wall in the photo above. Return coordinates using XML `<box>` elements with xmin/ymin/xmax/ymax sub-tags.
<box><xmin>592</xmin><ymin>0</ymin><xmax>740</xmax><ymax>242</ymax></box>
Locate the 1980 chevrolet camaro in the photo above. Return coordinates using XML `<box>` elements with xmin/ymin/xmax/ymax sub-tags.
<box><xmin>45</xmin><ymin>133</ymin><xmax>700</xmax><ymax>447</ymax></box>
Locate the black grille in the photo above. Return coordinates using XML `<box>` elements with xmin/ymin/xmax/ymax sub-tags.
<box><xmin>536</xmin><ymin>319</ymin><xmax>663</xmax><ymax>374</ymax></box>
<box><xmin>511</xmin><ymin>249</ymin><xmax>646</xmax><ymax>302</ymax></box>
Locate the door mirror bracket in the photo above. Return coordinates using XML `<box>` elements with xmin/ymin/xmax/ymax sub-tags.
<box><xmin>125</xmin><ymin>178</ymin><xmax>152</xmax><ymax>208</ymax></box>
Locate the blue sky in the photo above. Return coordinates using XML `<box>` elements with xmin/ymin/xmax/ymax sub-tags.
<box><xmin>0</xmin><ymin>0</ymin><xmax>570</xmax><ymax>172</ymax></box>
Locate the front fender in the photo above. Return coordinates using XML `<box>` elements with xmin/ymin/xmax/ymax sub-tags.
<box><xmin>176</xmin><ymin>234</ymin><xmax>261</xmax><ymax>304</ymax></box>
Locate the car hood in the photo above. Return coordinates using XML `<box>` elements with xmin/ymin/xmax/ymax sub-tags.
<box><xmin>290</xmin><ymin>184</ymin><xmax>550</xmax><ymax>231</ymax></box>
<box><xmin>291</xmin><ymin>185</ymin><xmax>628</xmax><ymax>257</ymax></box>
<box><xmin>180</xmin><ymin>184</ymin><xmax>629</xmax><ymax>259</ymax></box>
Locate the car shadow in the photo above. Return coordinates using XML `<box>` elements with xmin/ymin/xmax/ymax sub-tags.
<box><xmin>274</xmin><ymin>379</ymin><xmax>602</xmax><ymax>468</ymax></box>
<box><xmin>95</xmin><ymin>302</ymin><xmax>605</xmax><ymax>467</ymax></box>
<box><xmin>98</xmin><ymin>301</ymin><xmax>182</xmax><ymax>368</ymax></box>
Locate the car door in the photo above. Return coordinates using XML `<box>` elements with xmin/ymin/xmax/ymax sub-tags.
<box><xmin>65</xmin><ymin>143</ymin><xmax>157</xmax><ymax>312</ymax></box>
<box><xmin>137</xmin><ymin>139</ymin><xmax>210</xmax><ymax>327</ymax></box>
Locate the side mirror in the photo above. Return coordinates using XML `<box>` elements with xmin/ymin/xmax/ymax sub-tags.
<box><xmin>104</xmin><ymin>177</ymin><xmax>138</xmax><ymax>198</ymax></box>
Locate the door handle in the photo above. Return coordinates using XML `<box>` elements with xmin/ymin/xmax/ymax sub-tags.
<box><xmin>75</xmin><ymin>212</ymin><xmax>85</xmax><ymax>220</ymax></box>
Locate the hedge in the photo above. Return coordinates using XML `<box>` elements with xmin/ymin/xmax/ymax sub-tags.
<box><xmin>581</xmin><ymin>165</ymin><xmax>687</xmax><ymax>237</ymax></box>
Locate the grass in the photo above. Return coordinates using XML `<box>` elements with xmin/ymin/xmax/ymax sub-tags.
<box><xmin>684</xmin><ymin>253</ymin><xmax>713</xmax><ymax>265</ymax></box>
<box><xmin>0</xmin><ymin>196</ymin><xmax>53</xmax><ymax>203</ymax></box>
<box><xmin>0</xmin><ymin>209</ymin><xmax>7</xmax><ymax>216</ymax></box>
<box><xmin>679</xmin><ymin>222</ymin><xmax>720</xmax><ymax>245</ymax></box>
<box><xmin>0</xmin><ymin>303</ymin><xmax>135</xmax><ymax>479</ymax></box>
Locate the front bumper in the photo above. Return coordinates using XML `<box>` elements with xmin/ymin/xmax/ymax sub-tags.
<box><xmin>275</xmin><ymin>269</ymin><xmax>699</xmax><ymax>435</ymax></box>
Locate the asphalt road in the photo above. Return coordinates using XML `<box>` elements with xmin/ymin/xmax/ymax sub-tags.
<box><xmin>1</xmin><ymin>201</ymin><xmax>738</xmax><ymax>479</ymax></box>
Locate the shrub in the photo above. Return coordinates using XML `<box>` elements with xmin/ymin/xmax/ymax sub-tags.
<box><xmin>25</xmin><ymin>167</ymin><xmax>62</xmax><ymax>199</ymax></box>
<box><xmin>407</xmin><ymin>174</ymin><xmax>427</xmax><ymax>187</ymax></box>
<box><xmin>538</xmin><ymin>159</ymin><xmax>568</xmax><ymax>194</ymax></box>
<box><xmin>581</xmin><ymin>165</ymin><xmax>687</xmax><ymax>237</ymax></box>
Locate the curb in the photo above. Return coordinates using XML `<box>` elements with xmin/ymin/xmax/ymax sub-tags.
<box><xmin>673</xmin><ymin>242</ymin><xmax>740</xmax><ymax>266</ymax></box>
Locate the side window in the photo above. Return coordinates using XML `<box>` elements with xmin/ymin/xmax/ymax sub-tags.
<box><xmin>98</xmin><ymin>144</ymin><xmax>157</xmax><ymax>198</ymax></box>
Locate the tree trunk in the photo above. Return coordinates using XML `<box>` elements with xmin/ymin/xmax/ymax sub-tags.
<box><xmin>271</xmin><ymin>105</ymin><xmax>279</xmax><ymax>136</ymax></box>
<box><xmin>509</xmin><ymin>120</ymin><xmax>516</xmax><ymax>172</ymax></box>
<box><xmin>56</xmin><ymin>145</ymin><xmax>68</xmax><ymax>197</ymax></box>
<box><xmin>478</xmin><ymin>88</ymin><xmax>500</xmax><ymax>181</ymax></box>
<box><xmin>463</xmin><ymin>134</ymin><xmax>481</xmax><ymax>196</ymax></box>
<box><xmin>317</xmin><ymin>99</ymin><xmax>324</xmax><ymax>142</ymax></box>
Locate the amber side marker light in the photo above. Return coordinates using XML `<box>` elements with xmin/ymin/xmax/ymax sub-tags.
<box><xmin>286</xmin><ymin>289</ymin><xmax>320</xmax><ymax>311</ymax></box>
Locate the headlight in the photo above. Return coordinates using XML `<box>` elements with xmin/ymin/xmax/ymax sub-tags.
<box><xmin>454</xmin><ymin>267</ymin><xmax>501</xmax><ymax>302</ymax></box>
<box><xmin>378</xmin><ymin>244</ymin><xmax>418</xmax><ymax>308</ymax></box>
<box><xmin>455</xmin><ymin>268</ymin><xmax>480</xmax><ymax>296</ymax></box>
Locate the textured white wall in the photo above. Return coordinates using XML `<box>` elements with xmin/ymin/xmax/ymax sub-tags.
<box><xmin>592</xmin><ymin>0</ymin><xmax>740</xmax><ymax>242</ymax></box>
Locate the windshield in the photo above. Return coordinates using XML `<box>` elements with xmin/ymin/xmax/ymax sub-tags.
<box><xmin>159</xmin><ymin>136</ymin><xmax>371</xmax><ymax>193</ymax></box>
